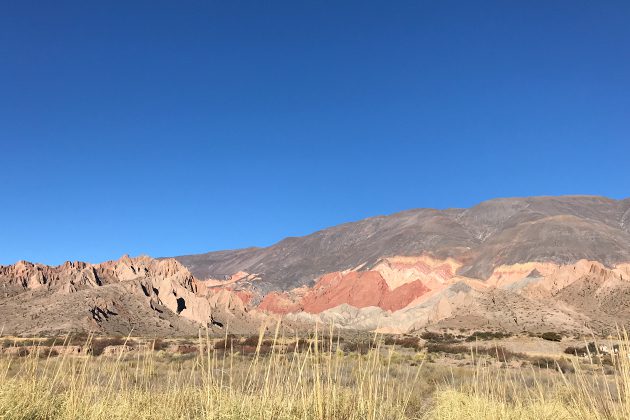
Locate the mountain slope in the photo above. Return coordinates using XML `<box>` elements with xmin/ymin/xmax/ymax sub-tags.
<box><xmin>3</xmin><ymin>195</ymin><xmax>630</xmax><ymax>337</ymax></box>
<box><xmin>175</xmin><ymin>196</ymin><xmax>630</xmax><ymax>292</ymax></box>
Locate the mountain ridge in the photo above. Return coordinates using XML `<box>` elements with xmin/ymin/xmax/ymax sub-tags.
<box><xmin>3</xmin><ymin>195</ymin><xmax>630</xmax><ymax>337</ymax></box>
<box><xmin>174</xmin><ymin>195</ymin><xmax>630</xmax><ymax>292</ymax></box>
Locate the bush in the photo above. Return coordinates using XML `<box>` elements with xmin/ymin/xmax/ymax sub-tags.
<box><xmin>67</xmin><ymin>332</ymin><xmax>91</xmax><ymax>346</ymax></box>
<box><xmin>541</xmin><ymin>332</ymin><xmax>562</xmax><ymax>342</ymax></box>
<box><xmin>343</xmin><ymin>341</ymin><xmax>375</xmax><ymax>354</ymax></box>
<box><xmin>426</xmin><ymin>344</ymin><xmax>469</xmax><ymax>355</ymax></box>
<box><xmin>383</xmin><ymin>336</ymin><xmax>422</xmax><ymax>351</ymax></box>
<box><xmin>564</xmin><ymin>343</ymin><xmax>598</xmax><ymax>356</ymax></box>
<box><xmin>214</xmin><ymin>336</ymin><xmax>276</xmax><ymax>355</ymax></box>
<box><xmin>16</xmin><ymin>347</ymin><xmax>30</xmax><ymax>357</ymax></box>
<box><xmin>528</xmin><ymin>356</ymin><xmax>574</xmax><ymax>373</ymax></box>
<box><xmin>465</xmin><ymin>331</ymin><xmax>512</xmax><ymax>342</ymax></box>
<box><xmin>426</xmin><ymin>344</ymin><xmax>524</xmax><ymax>362</ymax></box>
<box><xmin>90</xmin><ymin>337</ymin><xmax>127</xmax><ymax>356</ymax></box>
<box><xmin>152</xmin><ymin>338</ymin><xmax>169</xmax><ymax>351</ymax></box>
<box><xmin>214</xmin><ymin>335</ymin><xmax>238</xmax><ymax>350</ymax></box>
<box><xmin>39</xmin><ymin>337</ymin><xmax>61</xmax><ymax>347</ymax></box>
<box><xmin>242</xmin><ymin>335</ymin><xmax>260</xmax><ymax>347</ymax></box>
<box><xmin>176</xmin><ymin>345</ymin><xmax>198</xmax><ymax>355</ymax></box>
<box><xmin>595</xmin><ymin>355</ymin><xmax>614</xmax><ymax>366</ymax></box>
<box><xmin>421</xmin><ymin>331</ymin><xmax>459</xmax><ymax>343</ymax></box>
<box><xmin>286</xmin><ymin>340</ymin><xmax>311</xmax><ymax>353</ymax></box>
<box><xmin>488</xmin><ymin>347</ymin><xmax>523</xmax><ymax>362</ymax></box>
<box><xmin>39</xmin><ymin>348</ymin><xmax>58</xmax><ymax>358</ymax></box>
<box><xmin>564</xmin><ymin>345</ymin><xmax>585</xmax><ymax>356</ymax></box>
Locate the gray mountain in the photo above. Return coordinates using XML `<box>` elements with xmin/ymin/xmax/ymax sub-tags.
<box><xmin>174</xmin><ymin>196</ymin><xmax>630</xmax><ymax>293</ymax></box>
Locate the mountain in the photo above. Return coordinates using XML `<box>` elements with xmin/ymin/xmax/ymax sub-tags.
<box><xmin>168</xmin><ymin>195</ymin><xmax>630</xmax><ymax>336</ymax></box>
<box><xmin>175</xmin><ymin>196</ymin><xmax>630</xmax><ymax>291</ymax></box>
<box><xmin>3</xmin><ymin>195</ymin><xmax>630</xmax><ymax>337</ymax></box>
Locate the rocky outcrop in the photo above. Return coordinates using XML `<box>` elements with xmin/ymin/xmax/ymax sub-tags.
<box><xmin>0</xmin><ymin>260</ymin><xmax>89</xmax><ymax>290</ymax></box>
<box><xmin>0</xmin><ymin>255</ymin><xmax>261</xmax><ymax>336</ymax></box>
<box><xmin>108</xmin><ymin>257</ymin><xmax>214</xmax><ymax>325</ymax></box>
<box><xmin>302</xmin><ymin>271</ymin><xmax>429</xmax><ymax>313</ymax></box>
<box><xmin>258</xmin><ymin>256</ymin><xmax>458</xmax><ymax>316</ymax></box>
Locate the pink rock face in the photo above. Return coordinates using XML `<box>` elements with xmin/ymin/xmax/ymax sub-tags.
<box><xmin>302</xmin><ymin>271</ymin><xmax>429</xmax><ymax>313</ymax></box>
<box><xmin>302</xmin><ymin>271</ymin><xmax>388</xmax><ymax>313</ymax></box>
<box><xmin>234</xmin><ymin>290</ymin><xmax>254</xmax><ymax>305</ymax></box>
<box><xmin>259</xmin><ymin>270</ymin><xmax>430</xmax><ymax>314</ymax></box>
<box><xmin>258</xmin><ymin>292</ymin><xmax>303</xmax><ymax>314</ymax></box>
<box><xmin>380</xmin><ymin>280</ymin><xmax>430</xmax><ymax>311</ymax></box>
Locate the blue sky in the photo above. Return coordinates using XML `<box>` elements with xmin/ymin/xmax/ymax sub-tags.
<box><xmin>1</xmin><ymin>1</ymin><xmax>629</xmax><ymax>265</ymax></box>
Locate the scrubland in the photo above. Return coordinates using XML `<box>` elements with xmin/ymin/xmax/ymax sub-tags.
<box><xmin>2</xmin><ymin>326</ymin><xmax>630</xmax><ymax>419</ymax></box>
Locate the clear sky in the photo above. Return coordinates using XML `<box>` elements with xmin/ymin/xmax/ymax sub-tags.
<box><xmin>1</xmin><ymin>1</ymin><xmax>629</xmax><ymax>265</ymax></box>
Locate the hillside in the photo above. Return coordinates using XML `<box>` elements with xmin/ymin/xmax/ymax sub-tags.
<box><xmin>175</xmin><ymin>196</ymin><xmax>630</xmax><ymax>291</ymax></box>
<box><xmin>2</xmin><ymin>195</ymin><xmax>630</xmax><ymax>336</ymax></box>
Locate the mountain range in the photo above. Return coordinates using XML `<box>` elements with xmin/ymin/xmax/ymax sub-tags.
<box><xmin>2</xmin><ymin>195</ymin><xmax>630</xmax><ymax>336</ymax></box>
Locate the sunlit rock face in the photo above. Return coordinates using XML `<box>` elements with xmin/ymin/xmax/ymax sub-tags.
<box><xmin>0</xmin><ymin>255</ymin><xmax>262</xmax><ymax>336</ymax></box>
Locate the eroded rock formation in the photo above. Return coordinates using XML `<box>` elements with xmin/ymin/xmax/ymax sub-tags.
<box><xmin>0</xmin><ymin>255</ymin><xmax>263</xmax><ymax>336</ymax></box>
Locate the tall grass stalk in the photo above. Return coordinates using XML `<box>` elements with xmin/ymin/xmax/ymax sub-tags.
<box><xmin>0</xmin><ymin>326</ymin><xmax>422</xmax><ymax>420</ymax></box>
<box><xmin>429</xmin><ymin>333</ymin><xmax>630</xmax><ymax>419</ymax></box>
<box><xmin>5</xmin><ymin>329</ymin><xmax>630</xmax><ymax>419</ymax></box>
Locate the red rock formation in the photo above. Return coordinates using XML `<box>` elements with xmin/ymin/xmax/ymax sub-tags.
<box><xmin>234</xmin><ymin>290</ymin><xmax>254</xmax><ymax>305</ymax></box>
<box><xmin>302</xmin><ymin>271</ymin><xmax>388</xmax><ymax>313</ymax></box>
<box><xmin>259</xmin><ymin>291</ymin><xmax>303</xmax><ymax>314</ymax></box>
<box><xmin>302</xmin><ymin>271</ymin><xmax>429</xmax><ymax>313</ymax></box>
<box><xmin>259</xmin><ymin>270</ymin><xmax>430</xmax><ymax>315</ymax></box>
<box><xmin>380</xmin><ymin>280</ymin><xmax>430</xmax><ymax>311</ymax></box>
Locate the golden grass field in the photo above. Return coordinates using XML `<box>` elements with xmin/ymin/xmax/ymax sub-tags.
<box><xmin>2</xmin><ymin>325</ymin><xmax>630</xmax><ymax>419</ymax></box>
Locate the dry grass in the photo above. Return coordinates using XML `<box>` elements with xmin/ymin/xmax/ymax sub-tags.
<box><xmin>2</xmin><ymin>325</ymin><xmax>630</xmax><ymax>419</ymax></box>
<box><xmin>0</xmin><ymin>324</ymin><xmax>425</xmax><ymax>419</ymax></box>
<box><xmin>429</xmin><ymin>330</ymin><xmax>630</xmax><ymax>419</ymax></box>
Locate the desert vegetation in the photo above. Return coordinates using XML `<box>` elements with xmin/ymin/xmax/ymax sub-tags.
<box><xmin>2</xmin><ymin>326</ymin><xmax>630</xmax><ymax>419</ymax></box>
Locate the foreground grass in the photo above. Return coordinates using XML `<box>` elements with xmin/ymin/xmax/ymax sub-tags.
<box><xmin>429</xmin><ymin>332</ymin><xmax>630</xmax><ymax>420</ymax></box>
<box><xmin>0</xmin><ymin>326</ymin><xmax>424</xmax><ymax>420</ymax></box>
<box><xmin>2</xmin><ymin>327</ymin><xmax>630</xmax><ymax>419</ymax></box>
